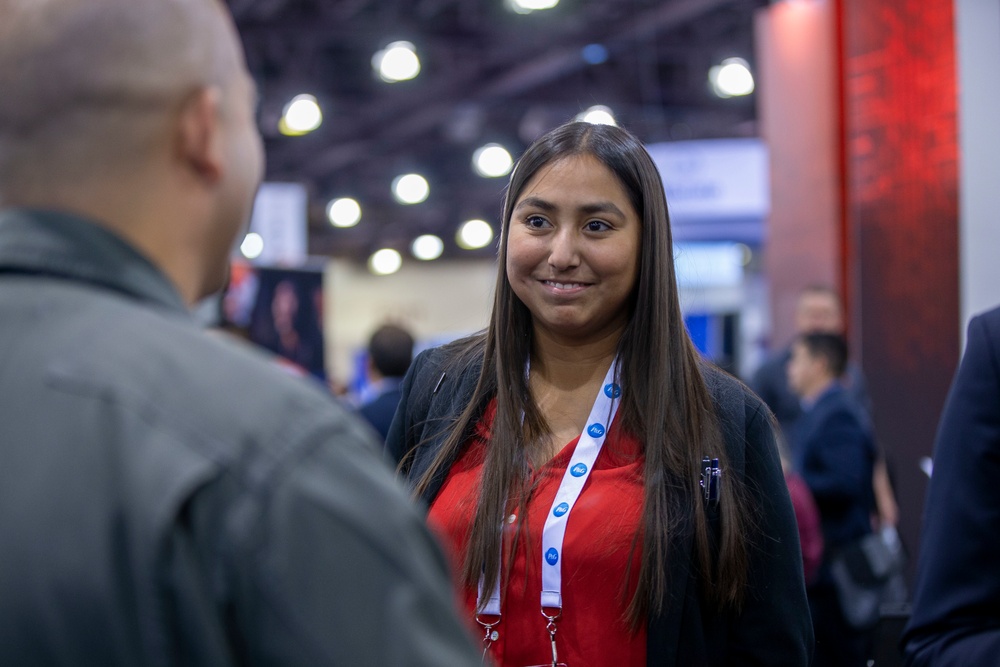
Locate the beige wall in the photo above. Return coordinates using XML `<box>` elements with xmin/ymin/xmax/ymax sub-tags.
<box><xmin>323</xmin><ymin>259</ymin><xmax>497</xmax><ymax>383</ymax></box>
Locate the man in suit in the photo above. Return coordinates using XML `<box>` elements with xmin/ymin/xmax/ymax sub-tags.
<box><xmin>788</xmin><ymin>332</ymin><xmax>877</xmax><ymax>667</ymax></box>
<box><xmin>752</xmin><ymin>285</ymin><xmax>898</xmax><ymax>528</ymax></box>
<box><xmin>903</xmin><ymin>304</ymin><xmax>1000</xmax><ymax>666</ymax></box>
<box><xmin>0</xmin><ymin>1</ymin><xmax>479</xmax><ymax>664</ymax></box>
<box><xmin>358</xmin><ymin>323</ymin><xmax>414</xmax><ymax>441</ymax></box>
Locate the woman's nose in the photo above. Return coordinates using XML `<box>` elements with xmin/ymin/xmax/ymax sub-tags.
<box><xmin>547</xmin><ymin>228</ymin><xmax>580</xmax><ymax>270</ymax></box>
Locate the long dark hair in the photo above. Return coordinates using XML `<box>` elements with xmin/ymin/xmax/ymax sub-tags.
<box><xmin>413</xmin><ymin>121</ymin><xmax>750</xmax><ymax>625</ymax></box>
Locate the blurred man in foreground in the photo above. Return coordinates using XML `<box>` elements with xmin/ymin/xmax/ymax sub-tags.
<box><xmin>904</xmin><ymin>305</ymin><xmax>1000</xmax><ymax>666</ymax></box>
<box><xmin>0</xmin><ymin>1</ymin><xmax>479</xmax><ymax>664</ymax></box>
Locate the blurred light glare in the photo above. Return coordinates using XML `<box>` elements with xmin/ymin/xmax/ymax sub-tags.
<box><xmin>327</xmin><ymin>197</ymin><xmax>361</xmax><ymax>227</ymax></box>
<box><xmin>581</xmin><ymin>44</ymin><xmax>609</xmax><ymax>65</ymax></box>
<box><xmin>508</xmin><ymin>0</ymin><xmax>559</xmax><ymax>13</ymax></box>
<box><xmin>710</xmin><ymin>58</ymin><xmax>755</xmax><ymax>98</ymax></box>
<box><xmin>240</xmin><ymin>232</ymin><xmax>264</xmax><ymax>259</ymax></box>
<box><xmin>392</xmin><ymin>173</ymin><xmax>429</xmax><ymax>204</ymax></box>
<box><xmin>457</xmin><ymin>219</ymin><xmax>494</xmax><ymax>250</ymax></box>
<box><xmin>576</xmin><ymin>105</ymin><xmax>617</xmax><ymax>126</ymax></box>
<box><xmin>473</xmin><ymin>143</ymin><xmax>513</xmax><ymax>178</ymax></box>
<box><xmin>737</xmin><ymin>243</ymin><xmax>753</xmax><ymax>266</ymax></box>
<box><xmin>373</xmin><ymin>41</ymin><xmax>421</xmax><ymax>82</ymax></box>
<box><xmin>280</xmin><ymin>94</ymin><xmax>322</xmax><ymax>135</ymax></box>
<box><xmin>411</xmin><ymin>234</ymin><xmax>444</xmax><ymax>260</ymax></box>
<box><xmin>369</xmin><ymin>248</ymin><xmax>403</xmax><ymax>275</ymax></box>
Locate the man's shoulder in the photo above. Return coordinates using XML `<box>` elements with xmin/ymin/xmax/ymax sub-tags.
<box><xmin>750</xmin><ymin>346</ymin><xmax>791</xmax><ymax>386</ymax></box>
<box><xmin>971</xmin><ymin>304</ymin><xmax>1000</xmax><ymax>346</ymax></box>
<box><xmin>47</xmin><ymin>296</ymin><xmax>365</xmax><ymax>458</ymax></box>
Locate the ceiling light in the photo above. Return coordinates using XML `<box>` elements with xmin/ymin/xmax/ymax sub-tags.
<box><xmin>373</xmin><ymin>41</ymin><xmax>421</xmax><ymax>83</ymax></box>
<box><xmin>411</xmin><ymin>234</ymin><xmax>444</xmax><ymax>261</ymax></box>
<box><xmin>368</xmin><ymin>248</ymin><xmax>403</xmax><ymax>275</ymax></box>
<box><xmin>575</xmin><ymin>105</ymin><xmax>617</xmax><ymax>126</ymax></box>
<box><xmin>456</xmin><ymin>219</ymin><xmax>494</xmax><ymax>250</ymax></box>
<box><xmin>710</xmin><ymin>57</ymin><xmax>755</xmax><ymax>98</ymax></box>
<box><xmin>279</xmin><ymin>94</ymin><xmax>322</xmax><ymax>135</ymax></box>
<box><xmin>392</xmin><ymin>173</ymin><xmax>429</xmax><ymax>204</ymax></box>
<box><xmin>240</xmin><ymin>232</ymin><xmax>264</xmax><ymax>259</ymax></box>
<box><xmin>472</xmin><ymin>143</ymin><xmax>513</xmax><ymax>178</ymax></box>
<box><xmin>508</xmin><ymin>0</ymin><xmax>559</xmax><ymax>14</ymax></box>
<box><xmin>326</xmin><ymin>197</ymin><xmax>362</xmax><ymax>228</ymax></box>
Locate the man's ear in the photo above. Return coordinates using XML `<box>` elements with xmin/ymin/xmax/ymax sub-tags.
<box><xmin>176</xmin><ymin>86</ymin><xmax>224</xmax><ymax>184</ymax></box>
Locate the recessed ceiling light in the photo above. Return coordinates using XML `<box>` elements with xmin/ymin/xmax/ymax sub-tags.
<box><xmin>240</xmin><ymin>232</ymin><xmax>264</xmax><ymax>259</ymax></box>
<box><xmin>575</xmin><ymin>105</ymin><xmax>617</xmax><ymax>126</ymax></box>
<box><xmin>392</xmin><ymin>173</ymin><xmax>429</xmax><ymax>204</ymax></box>
<box><xmin>710</xmin><ymin>58</ymin><xmax>754</xmax><ymax>98</ymax></box>
<box><xmin>279</xmin><ymin>94</ymin><xmax>322</xmax><ymax>135</ymax></box>
<box><xmin>473</xmin><ymin>143</ymin><xmax>514</xmax><ymax>178</ymax></box>
<box><xmin>369</xmin><ymin>248</ymin><xmax>403</xmax><ymax>275</ymax></box>
<box><xmin>326</xmin><ymin>197</ymin><xmax>362</xmax><ymax>228</ymax></box>
<box><xmin>456</xmin><ymin>219</ymin><xmax>494</xmax><ymax>250</ymax></box>
<box><xmin>411</xmin><ymin>234</ymin><xmax>444</xmax><ymax>261</ymax></box>
<box><xmin>373</xmin><ymin>41</ymin><xmax>421</xmax><ymax>82</ymax></box>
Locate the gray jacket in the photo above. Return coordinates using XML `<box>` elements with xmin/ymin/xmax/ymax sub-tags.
<box><xmin>0</xmin><ymin>209</ymin><xmax>480</xmax><ymax>666</ymax></box>
<box><xmin>387</xmin><ymin>341</ymin><xmax>814</xmax><ymax>666</ymax></box>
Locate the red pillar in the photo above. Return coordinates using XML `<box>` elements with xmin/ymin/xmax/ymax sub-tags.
<box><xmin>757</xmin><ymin>0</ymin><xmax>960</xmax><ymax>577</ymax></box>
<box><xmin>841</xmin><ymin>0</ymin><xmax>959</xmax><ymax>573</ymax></box>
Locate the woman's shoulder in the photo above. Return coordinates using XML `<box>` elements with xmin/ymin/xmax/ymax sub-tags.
<box><xmin>409</xmin><ymin>334</ymin><xmax>485</xmax><ymax>387</ymax></box>
<box><xmin>700</xmin><ymin>361</ymin><xmax>769</xmax><ymax>421</ymax></box>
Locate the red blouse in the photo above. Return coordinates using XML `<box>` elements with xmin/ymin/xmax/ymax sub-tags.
<box><xmin>428</xmin><ymin>398</ymin><xmax>647</xmax><ymax>667</ymax></box>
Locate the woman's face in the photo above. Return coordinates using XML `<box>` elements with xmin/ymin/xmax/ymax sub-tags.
<box><xmin>506</xmin><ymin>153</ymin><xmax>641</xmax><ymax>345</ymax></box>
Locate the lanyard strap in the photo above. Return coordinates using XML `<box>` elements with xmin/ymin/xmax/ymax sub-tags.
<box><xmin>540</xmin><ymin>359</ymin><xmax>621</xmax><ymax>609</ymax></box>
<box><xmin>476</xmin><ymin>358</ymin><xmax>622</xmax><ymax>616</ymax></box>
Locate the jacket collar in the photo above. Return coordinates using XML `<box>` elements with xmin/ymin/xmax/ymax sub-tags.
<box><xmin>0</xmin><ymin>208</ymin><xmax>188</xmax><ymax>314</ymax></box>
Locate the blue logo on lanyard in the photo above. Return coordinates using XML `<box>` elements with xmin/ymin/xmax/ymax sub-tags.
<box><xmin>587</xmin><ymin>423</ymin><xmax>605</xmax><ymax>439</ymax></box>
<box><xmin>604</xmin><ymin>383</ymin><xmax>622</xmax><ymax>398</ymax></box>
<box><xmin>552</xmin><ymin>502</ymin><xmax>570</xmax><ymax>517</ymax></box>
<box><xmin>570</xmin><ymin>462</ymin><xmax>588</xmax><ymax>477</ymax></box>
<box><xmin>545</xmin><ymin>548</ymin><xmax>559</xmax><ymax>565</ymax></box>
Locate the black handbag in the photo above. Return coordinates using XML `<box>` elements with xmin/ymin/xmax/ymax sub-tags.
<box><xmin>829</xmin><ymin>527</ymin><xmax>907</xmax><ymax>630</ymax></box>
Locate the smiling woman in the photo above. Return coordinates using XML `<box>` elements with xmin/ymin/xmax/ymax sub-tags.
<box><xmin>506</xmin><ymin>153</ymin><xmax>641</xmax><ymax>348</ymax></box>
<box><xmin>386</xmin><ymin>121</ymin><xmax>814</xmax><ymax>667</ymax></box>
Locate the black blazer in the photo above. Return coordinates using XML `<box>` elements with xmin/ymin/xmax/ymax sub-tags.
<box><xmin>904</xmin><ymin>305</ymin><xmax>1000</xmax><ymax>666</ymax></box>
<box><xmin>386</xmin><ymin>341</ymin><xmax>814</xmax><ymax>666</ymax></box>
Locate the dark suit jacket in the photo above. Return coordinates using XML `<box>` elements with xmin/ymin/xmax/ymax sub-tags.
<box><xmin>751</xmin><ymin>348</ymin><xmax>871</xmax><ymax>453</ymax></box>
<box><xmin>903</xmin><ymin>305</ymin><xmax>1000</xmax><ymax>666</ymax></box>
<box><xmin>386</xmin><ymin>340</ymin><xmax>814</xmax><ymax>666</ymax></box>
<box><xmin>794</xmin><ymin>384</ymin><xmax>876</xmax><ymax>558</ymax></box>
<box><xmin>358</xmin><ymin>383</ymin><xmax>403</xmax><ymax>441</ymax></box>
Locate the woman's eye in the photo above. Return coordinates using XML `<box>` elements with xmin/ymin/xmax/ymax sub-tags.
<box><xmin>525</xmin><ymin>215</ymin><xmax>548</xmax><ymax>228</ymax></box>
<box><xmin>586</xmin><ymin>220</ymin><xmax>611</xmax><ymax>232</ymax></box>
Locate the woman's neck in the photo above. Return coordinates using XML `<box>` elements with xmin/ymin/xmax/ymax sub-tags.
<box><xmin>529</xmin><ymin>326</ymin><xmax>621</xmax><ymax>390</ymax></box>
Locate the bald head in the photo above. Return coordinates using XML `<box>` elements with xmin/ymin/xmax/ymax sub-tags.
<box><xmin>0</xmin><ymin>0</ymin><xmax>246</xmax><ymax>199</ymax></box>
<box><xmin>794</xmin><ymin>286</ymin><xmax>844</xmax><ymax>335</ymax></box>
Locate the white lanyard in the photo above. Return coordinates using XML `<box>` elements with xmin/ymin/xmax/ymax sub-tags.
<box><xmin>476</xmin><ymin>358</ymin><xmax>622</xmax><ymax>616</ymax></box>
<box><xmin>539</xmin><ymin>359</ymin><xmax>621</xmax><ymax>610</ymax></box>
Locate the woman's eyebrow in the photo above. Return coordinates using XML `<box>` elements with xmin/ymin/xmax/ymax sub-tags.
<box><xmin>514</xmin><ymin>197</ymin><xmax>625</xmax><ymax>218</ymax></box>
<box><xmin>514</xmin><ymin>196</ymin><xmax>556</xmax><ymax>212</ymax></box>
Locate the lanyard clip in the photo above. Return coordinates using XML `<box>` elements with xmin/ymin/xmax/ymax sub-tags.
<box><xmin>700</xmin><ymin>457</ymin><xmax>721</xmax><ymax>506</ymax></box>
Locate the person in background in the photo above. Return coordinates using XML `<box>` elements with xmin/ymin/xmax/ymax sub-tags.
<box><xmin>358</xmin><ymin>323</ymin><xmax>415</xmax><ymax>441</ymax></box>
<box><xmin>386</xmin><ymin>121</ymin><xmax>813</xmax><ymax>666</ymax></box>
<box><xmin>903</xmin><ymin>304</ymin><xmax>1000</xmax><ymax>666</ymax></box>
<box><xmin>0</xmin><ymin>1</ymin><xmax>479</xmax><ymax>664</ymax></box>
<box><xmin>751</xmin><ymin>285</ymin><xmax>899</xmax><ymax>529</ymax></box>
<box><xmin>778</xmin><ymin>436</ymin><xmax>824</xmax><ymax>586</ymax></box>
<box><xmin>787</xmin><ymin>333</ymin><xmax>876</xmax><ymax>667</ymax></box>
